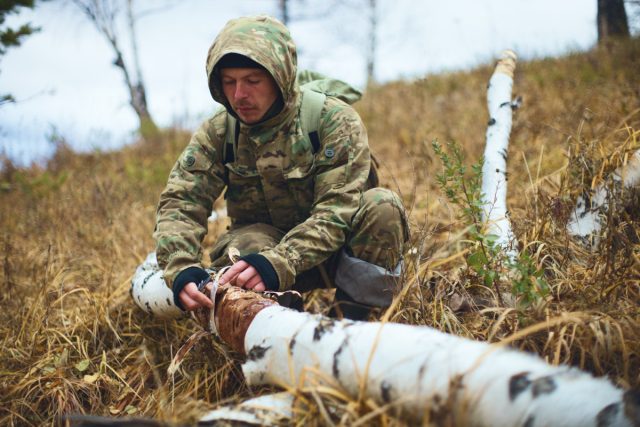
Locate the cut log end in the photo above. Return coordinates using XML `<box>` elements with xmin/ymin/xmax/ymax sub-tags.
<box><xmin>495</xmin><ymin>49</ymin><xmax>517</xmax><ymax>78</ymax></box>
<box><xmin>214</xmin><ymin>285</ymin><xmax>278</xmax><ymax>355</ymax></box>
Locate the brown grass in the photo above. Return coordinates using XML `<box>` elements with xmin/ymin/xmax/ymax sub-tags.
<box><xmin>1</xmin><ymin>39</ymin><xmax>639</xmax><ymax>425</ymax></box>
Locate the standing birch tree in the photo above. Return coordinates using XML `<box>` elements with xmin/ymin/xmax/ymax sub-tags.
<box><xmin>71</xmin><ymin>0</ymin><xmax>157</xmax><ymax>135</ymax></box>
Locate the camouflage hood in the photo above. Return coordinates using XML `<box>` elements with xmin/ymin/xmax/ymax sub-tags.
<box><xmin>206</xmin><ymin>15</ymin><xmax>298</xmax><ymax>128</ymax></box>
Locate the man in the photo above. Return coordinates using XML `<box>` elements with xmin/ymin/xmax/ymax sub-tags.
<box><xmin>154</xmin><ymin>15</ymin><xmax>408</xmax><ymax>320</ymax></box>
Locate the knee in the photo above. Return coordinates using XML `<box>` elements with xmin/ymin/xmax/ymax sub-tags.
<box><xmin>358</xmin><ymin>188</ymin><xmax>408</xmax><ymax>239</ymax></box>
<box><xmin>349</xmin><ymin>188</ymin><xmax>409</xmax><ymax>269</ymax></box>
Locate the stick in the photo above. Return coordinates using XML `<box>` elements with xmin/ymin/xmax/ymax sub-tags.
<box><xmin>482</xmin><ymin>50</ymin><xmax>519</xmax><ymax>261</ymax></box>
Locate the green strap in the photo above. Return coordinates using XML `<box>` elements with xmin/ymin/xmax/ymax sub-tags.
<box><xmin>300</xmin><ymin>88</ymin><xmax>326</xmax><ymax>139</ymax></box>
<box><xmin>223</xmin><ymin>88</ymin><xmax>326</xmax><ymax>165</ymax></box>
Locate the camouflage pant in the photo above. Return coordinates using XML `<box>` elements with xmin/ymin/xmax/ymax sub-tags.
<box><xmin>209</xmin><ymin>188</ymin><xmax>409</xmax><ymax>308</ymax></box>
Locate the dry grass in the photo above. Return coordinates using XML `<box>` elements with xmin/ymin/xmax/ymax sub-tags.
<box><xmin>1</xmin><ymin>39</ymin><xmax>639</xmax><ymax>425</ymax></box>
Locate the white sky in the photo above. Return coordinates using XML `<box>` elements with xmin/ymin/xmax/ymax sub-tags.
<box><xmin>0</xmin><ymin>0</ymin><xmax>621</xmax><ymax>166</ymax></box>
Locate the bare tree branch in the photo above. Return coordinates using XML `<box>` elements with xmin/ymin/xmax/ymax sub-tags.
<box><xmin>71</xmin><ymin>0</ymin><xmax>156</xmax><ymax>133</ymax></box>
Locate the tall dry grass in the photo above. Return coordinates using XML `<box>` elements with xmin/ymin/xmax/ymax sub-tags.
<box><xmin>1</xmin><ymin>39</ymin><xmax>639</xmax><ymax>425</ymax></box>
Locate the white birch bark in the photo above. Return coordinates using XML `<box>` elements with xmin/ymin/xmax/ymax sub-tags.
<box><xmin>199</xmin><ymin>392</ymin><xmax>294</xmax><ymax>425</ymax></box>
<box><xmin>567</xmin><ymin>149</ymin><xmax>640</xmax><ymax>245</ymax></box>
<box><xmin>131</xmin><ymin>259</ymin><xmax>639</xmax><ymax>426</ymax></box>
<box><xmin>482</xmin><ymin>50</ymin><xmax>519</xmax><ymax>260</ymax></box>
<box><xmin>130</xmin><ymin>252</ymin><xmax>183</xmax><ymax>319</ymax></box>
<box><xmin>242</xmin><ymin>306</ymin><xmax>638</xmax><ymax>427</ymax></box>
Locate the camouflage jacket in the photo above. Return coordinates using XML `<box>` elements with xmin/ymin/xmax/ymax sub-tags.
<box><xmin>154</xmin><ymin>16</ymin><xmax>371</xmax><ymax>291</ymax></box>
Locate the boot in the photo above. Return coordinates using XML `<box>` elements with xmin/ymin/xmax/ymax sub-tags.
<box><xmin>329</xmin><ymin>288</ymin><xmax>373</xmax><ymax>321</ymax></box>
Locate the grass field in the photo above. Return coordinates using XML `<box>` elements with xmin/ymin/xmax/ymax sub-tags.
<box><xmin>1</xmin><ymin>38</ymin><xmax>639</xmax><ymax>426</ymax></box>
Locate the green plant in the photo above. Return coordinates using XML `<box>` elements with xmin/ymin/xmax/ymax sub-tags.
<box><xmin>432</xmin><ymin>140</ymin><xmax>548</xmax><ymax>306</ymax></box>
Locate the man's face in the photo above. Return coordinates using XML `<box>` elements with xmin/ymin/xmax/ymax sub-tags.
<box><xmin>220</xmin><ymin>68</ymin><xmax>280</xmax><ymax>124</ymax></box>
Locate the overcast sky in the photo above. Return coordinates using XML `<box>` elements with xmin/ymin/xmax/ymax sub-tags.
<box><xmin>1</xmin><ymin>0</ymin><xmax>633</xmax><ymax>166</ymax></box>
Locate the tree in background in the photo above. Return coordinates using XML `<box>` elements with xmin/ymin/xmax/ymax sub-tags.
<box><xmin>598</xmin><ymin>0</ymin><xmax>630</xmax><ymax>42</ymax></box>
<box><xmin>278</xmin><ymin>0</ymin><xmax>289</xmax><ymax>25</ymax></box>
<box><xmin>71</xmin><ymin>0</ymin><xmax>157</xmax><ymax>135</ymax></box>
<box><xmin>1</xmin><ymin>0</ymin><xmax>39</xmax><ymax>105</ymax></box>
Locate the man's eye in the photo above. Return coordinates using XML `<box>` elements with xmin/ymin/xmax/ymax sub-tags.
<box><xmin>248</xmin><ymin>80</ymin><xmax>260</xmax><ymax>85</ymax></box>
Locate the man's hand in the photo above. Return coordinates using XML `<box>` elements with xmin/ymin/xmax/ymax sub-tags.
<box><xmin>179</xmin><ymin>282</ymin><xmax>213</xmax><ymax>311</ymax></box>
<box><xmin>219</xmin><ymin>260</ymin><xmax>266</xmax><ymax>291</ymax></box>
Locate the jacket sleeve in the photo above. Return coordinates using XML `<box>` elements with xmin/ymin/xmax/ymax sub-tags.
<box><xmin>153</xmin><ymin>114</ymin><xmax>227</xmax><ymax>289</ymax></box>
<box><xmin>259</xmin><ymin>98</ymin><xmax>370</xmax><ymax>289</ymax></box>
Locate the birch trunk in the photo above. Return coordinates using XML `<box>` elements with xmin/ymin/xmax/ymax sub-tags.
<box><xmin>199</xmin><ymin>392</ymin><xmax>294</xmax><ymax>425</ymax></box>
<box><xmin>237</xmin><ymin>303</ymin><xmax>638</xmax><ymax>426</ymax></box>
<box><xmin>482</xmin><ymin>50</ymin><xmax>519</xmax><ymax>260</ymax></box>
<box><xmin>567</xmin><ymin>149</ymin><xmax>640</xmax><ymax>246</ymax></box>
<box><xmin>131</xmin><ymin>257</ymin><xmax>638</xmax><ymax>426</ymax></box>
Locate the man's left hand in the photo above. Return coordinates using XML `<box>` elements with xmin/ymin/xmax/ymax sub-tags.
<box><xmin>219</xmin><ymin>260</ymin><xmax>266</xmax><ymax>291</ymax></box>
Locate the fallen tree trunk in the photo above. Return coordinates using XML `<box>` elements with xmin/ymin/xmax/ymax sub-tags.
<box><xmin>230</xmin><ymin>293</ymin><xmax>638</xmax><ymax>426</ymax></box>
<box><xmin>199</xmin><ymin>392</ymin><xmax>294</xmax><ymax>425</ymax></box>
<box><xmin>567</xmin><ymin>149</ymin><xmax>640</xmax><ymax>246</ymax></box>
<box><xmin>131</xmin><ymin>256</ymin><xmax>639</xmax><ymax>425</ymax></box>
<box><xmin>482</xmin><ymin>49</ymin><xmax>519</xmax><ymax>260</ymax></box>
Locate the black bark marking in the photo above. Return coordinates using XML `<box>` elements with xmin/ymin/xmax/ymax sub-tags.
<box><xmin>141</xmin><ymin>271</ymin><xmax>154</xmax><ymax>288</ymax></box>
<box><xmin>500</xmin><ymin>148</ymin><xmax>508</xmax><ymax>161</ymax></box>
<box><xmin>332</xmin><ymin>338</ymin><xmax>348</xmax><ymax>379</ymax></box>
<box><xmin>532</xmin><ymin>376</ymin><xmax>556</xmax><ymax>397</ymax></box>
<box><xmin>418</xmin><ymin>362</ymin><xmax>427</xmax><ymax>379</ymax></box>
<box><xmin>500</xmin><ymin>101</ymin><xmax>511</xmax><ymax>108</ymax></box>
<box><xmin>313</xmin><ymin>318</ymin><xmax>335</xmax><ymax>341</ymax></box>
<box><xmin>145</xmin><ymin>301</ymin><xmax>152</xmax><ymax>313</ymax></box>
<box><xmin>380</xmin><ymin>381</ymin><xmax>392</xmax><ymax>403</ymax></box>
<box><xmin>488</xmin><ymin>118</ymin><xmax>496</xmax><ymax>126</ymax></box>
<box><xmin>597</xmin><ymin>402</ymin><xmax>620</xmax><ymax>427</ymax></box>
<box><xmin>523</xmin><ymin>415</ymin><xmax>535</xmax><ymax>427</ymax></box>
<box><xmin>623</xmin><ymin>389</ymin><xmax>640</xmax><ymax>425</ymax></box>
<box><xmin>247</xmin><ymin>345</ymin><xmax>270</xmax><ymax>361</ymax></box>
<box><xmin>509</xmin><ymin>372</ymin><xmax>531</xmax><ymax>401</ymax></box>
<box><xmin>165</xmin><ymin>298</ymin><xmax>171</xmax><ymax>306</ymax></box>
<box><xmin>289</xmin><ymin>330</ymin><xmax>300</xmax><ymax>353</ymax></box>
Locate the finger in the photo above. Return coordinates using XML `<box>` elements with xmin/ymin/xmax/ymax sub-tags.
<box><xmin>220</xmin><ymin>261</ymin><xmax>249</xmax><ymax>284</ymax></box>
<box><xmin>236</xmin><ymin>266</ymin><xmax>258</xmax><ymax>288</ymax></box>
<box><xmin>243</xmin><ymin>273</ymin><xmax>263</xmax><ymax>290</ymax></box>
<box><xmin>184</xmin><ymin>282</ymin><xmax>213</xmax><ymax>309</ymax></box>
<box><xmin>179</xmin><ymin>290</ymin><xmax>199</xmax><ymax>311</ymax></box>
<box><xmin>253</xmin><ymin>282</ymin><xmax>266</xmax><ymax>292</ymax></box>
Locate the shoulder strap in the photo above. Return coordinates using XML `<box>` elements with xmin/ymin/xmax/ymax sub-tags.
<box><xmin>301</xmin><ymin>88</ymin><xmax>326</xmax><ymax>154</ymax></box>
<box><xmin>224</xmin><ymin>113</ymin><xmax>239</xmax><ymax>164</ymax></box>
<box><xmin>223</xmin><ymin>88</ymin><xmax>327</xmax><ymax>163</ymax></box>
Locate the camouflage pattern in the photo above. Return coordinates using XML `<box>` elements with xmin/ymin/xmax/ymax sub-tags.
<box><xmin>154</xmin><ymin>15</ymin><xmax>406</xmax><ymax>292</ymax></box>
<box><xmin>207</xmin><ymin>188</ymin><xmax>408</xmax><ymax>301</ymax></box>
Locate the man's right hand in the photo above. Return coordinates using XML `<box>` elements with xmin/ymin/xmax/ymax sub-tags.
<box><xmin>179</xmin><ymin>281</ymin><xmax>213</xmax><ymax>311</ymax></box>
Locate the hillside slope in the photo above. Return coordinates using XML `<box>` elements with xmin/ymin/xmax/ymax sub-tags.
<box><xmin>1</xmin><ymin>39</ymin><xmax>639</xmax><ymax>425</ymax></box>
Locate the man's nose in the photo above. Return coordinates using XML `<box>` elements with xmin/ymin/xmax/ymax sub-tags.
<box><xmin>233</xmin><ymin>83</ymin><xmax>248</xmax><ymax>100</ymax></box>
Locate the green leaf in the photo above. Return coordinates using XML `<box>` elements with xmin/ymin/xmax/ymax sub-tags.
<box><xmin>467</xmin><ymin>251</ymin><xmax>487</xmax><ymax>271</ymax></box>
<box><xmin>75</xmin><ymin>359</ymin><xmax>91</xmax><ymax>372</ymax></box>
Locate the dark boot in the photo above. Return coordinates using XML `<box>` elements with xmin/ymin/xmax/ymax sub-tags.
<box><xmin>329</xmin><ymin>288</ymin><xmax>373</xmax><ymax>321</ymax></box>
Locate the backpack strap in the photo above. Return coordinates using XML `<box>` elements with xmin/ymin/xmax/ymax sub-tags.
<box><xmin>224</xmin><ymin>113</ymin><xmax>239</xmax><ymax>164</ymax></box>
<box><xmin>300</xmin><ymin>88</ymin><xmax>326</xmax><ymax>154</ymax></box>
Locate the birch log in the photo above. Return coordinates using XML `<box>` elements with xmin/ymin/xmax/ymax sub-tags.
<box><xmin>567</xmin><ymin>149</ymin><xmax>640</xmax><ymax>246</ymax></box>
<box><xmin>130</xmin><ymin>257</ymin><xmax>639</xmax><ymax>426</ymax></box>
<box><xmin>130</xmin><ymin>252</ymin><xmax>183</xmax><ymax>319</ymax></box>
<box><xmin>199</xmin><ymin>392</ymin><xmax>294</xmax><ymax>425</ymax></box>
<box><xmin>482</xmin><ymin>50</ymin><xmax>519</xmax><ymax>260</ymax></box>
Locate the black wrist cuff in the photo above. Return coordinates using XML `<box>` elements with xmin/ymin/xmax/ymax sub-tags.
<box><xmin>240</xmin><ymin>253</ymin><xmax>279</xmax><ymax>291</ymax></box>
<box><xmin>173</xmin><ymin>266</ymin><xmax>210</xmax><ymax>310</ymax></box>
